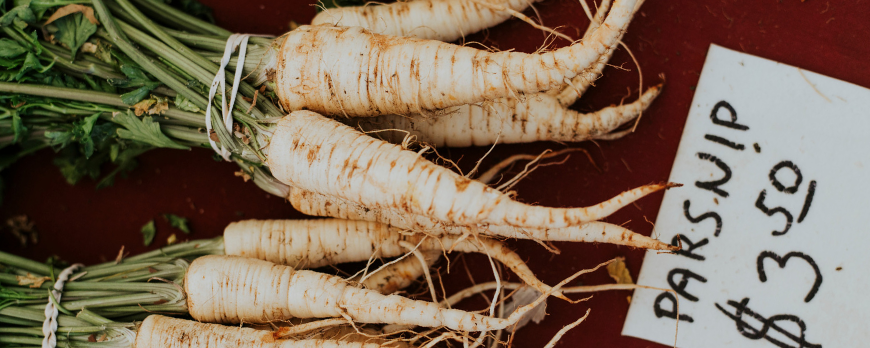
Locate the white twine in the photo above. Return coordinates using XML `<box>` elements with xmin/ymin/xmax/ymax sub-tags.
<box><xmin>42</xmin><ymin>263</ymin><xmax>84</xmax><ymax>348</ymax></box>
<box><xmin>205</xmin><ymin>34</ymin><xmax>270</xmax><ymax>161</ymax></box>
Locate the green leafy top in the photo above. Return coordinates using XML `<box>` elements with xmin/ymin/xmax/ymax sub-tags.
<box><xmin>112</xmin><ymin>110</ymin><xmax>188</xmax><ymax>150</ymax></box>
<box><xmin>163</xmin><ymin>214</ymin><xmax>190</xmax><ymax>234</ymax></box>
<box><xmin>140</xmin><ymin>219</ymin><xmax>156</xmax><ymax>246</ymax></box>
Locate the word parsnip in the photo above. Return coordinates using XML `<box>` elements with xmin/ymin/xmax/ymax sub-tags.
<box><xmin>623</xmin><ymin>45</ymin><xmax>870</xmax><ymax>348</ymax></box>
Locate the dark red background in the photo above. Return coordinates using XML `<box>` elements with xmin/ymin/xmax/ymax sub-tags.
<box><xmin>2</xmin><ymin>1</ymin><xmax>868</xmax><ymax>346</ymax></box>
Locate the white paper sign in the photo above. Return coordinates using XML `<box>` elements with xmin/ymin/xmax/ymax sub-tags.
<box><xmin>622</xmin><ymin>45</ymin><xmax>870</xmax><ymax>348</ymax></box>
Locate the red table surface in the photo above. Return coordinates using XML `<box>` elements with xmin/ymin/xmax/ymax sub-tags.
<box><xmin>2</xmin><ymin>1</ymin><xmax>868</xmax><ymax>347</ymax></box>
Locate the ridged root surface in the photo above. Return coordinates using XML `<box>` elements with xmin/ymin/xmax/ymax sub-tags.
<box><xmin>286</xmin><ymin>187</ymin><xmax>676</xmax><ymax>250</ymax></box>
<box><xmin>224</xmin><ymin>218</ymin><xmax>568</xmax><ymax>298</ymax></box>
<box><xmin>275</xmin><ymin>0</ymin><xmax>641</xmax><ymax>117</ymax></box>
<box><xmin>311</xmin><ymin>0</ymin><xmax>543</xmax><ymax>42</ymax></box>
<box><xmin>347</xmin><ymin>85</ymin><xmax>661</xmax><ymax>147</ymax></box>
<box><xmin>134</xmin><ymin>315</ymin><xmax>385</xmax><ymax>348</ymax></box>
<box><xmin>185</xmin><ymin>255</ymin><xmax>546</xmax><ymax>331</ymax></box>
<box><xmin>267</xmin><ymin>111</ymin><xmax>673</xmax><ymax>229</ymax></box>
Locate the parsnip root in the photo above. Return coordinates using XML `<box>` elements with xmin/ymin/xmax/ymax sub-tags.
<box><xmin>285</xmin><ymin>188</ymin><xmax>676</xmax><ymax>250</ymax></box>
<box><xmin>185</xmin><ymin>255</ymin><xmax>554</xmax><ymax>331</ymax></box>
<box><xmin>311</xmin><ymin>0</ymin><xmax>544</xmax><ymax>42</ymax></box>
<box><xmin>347</xmin><ymin>85</ymin><xmax>661</xmax><ymax>147</ymax></box>
<box><xmin>224</xmin><ymin>219</ymin><xmax>570</xmax><ymax>300</ymax></box>
<box><xmin>267</xmin><ymin>111</ymin><xmax>677</xmax><ymax>229</ymax></box>
<box><xmin>134</xmin><ymin>315</ymin><xmax>386</xmax><ymax>348</ymax></box>
<box><xmin>275</xmin><ymin>0</ymin><xmax>642</xmax><ymax>117</ymax></box>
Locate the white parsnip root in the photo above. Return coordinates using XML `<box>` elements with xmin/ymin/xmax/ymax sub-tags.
<box><xmin>285</xmin><ymin>187</ymin><xmax>676</xmax><ymax>250</ymax></box>
<box><xmin>224</xmin><ymin>219</ymin><xmax>570</xmax><ymax>300</ymax></box>
<box><xmin>353</xmin><ymin>250</ymin><xmax>441</xmax><ymax>294</ymax></box>
<box><xmin>134</xmin><ymin>315</ymin><xmax>387</xmax><ymax>348</ymax></box>
<box><xmin>311</xmin><ymin>0</ymin><xmax>543</xmax><ymax>42</ymax></box>
<box><xmin>348</xmin><ymin>84</ymin><xmax>661</xmax><ymax>147</ymax></box>
<box><xmin>267</xmin><ymin>111</ymin><xmax>678</xmax><ymax>229</ymax></box>
<box><xmin>275</xmin><ymin>0</ymin><xmax>641</xmax><ymax>117</ymax></box>
<box><xmin>185</xmin><ymin>255</ymin><xmax>561</xmax><ymax>331</ymax></box>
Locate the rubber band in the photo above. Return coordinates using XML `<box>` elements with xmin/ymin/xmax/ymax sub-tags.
<box><xmin>42</xmin><ymin>263</ymin><xmax>83</xmax><ymax>348</ymax></box>
<box><xmin>205</xmin><ymin>34</ymin><xmax>270</xmax><ymax>161</ymax></box>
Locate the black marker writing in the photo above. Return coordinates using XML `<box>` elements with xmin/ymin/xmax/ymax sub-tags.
<box><xmin>705</xmin><ymin>134</ymin><xmax>745</xmax><ymax>150</ymax></box>
<box><xmin>683</xmin><ymin>200</ymin><xmax>723</xmax><ymax>237</ymax></box>
<box><xmin>671</xmin><ymin>234</ymin><xmax>708</xmax><ymax>261</ymax></box>
<box><xmin>710</xmin><ymin>101</ymin><xmax>749</xmax><ymax>131</ymax></box>
<box><xmin>667</xmin><ymin>268</ymin><xmax>708</xmax><ymax>302</ymax></box>
<box><xmin>797</xmin><ymin>180</ymin><xmax>817</xmax><ymax>223</ymax></box>
<box><xmin>716</xmin><ymin>298</ymin><xmax>821</xmax><ymax>348</ymax></box>
<box><xmin>755</xmin><ymin>190</ymin><xmax>794</xmax><ymax>236</ymax></box>
<box><xmin>757</xmin><ymin>251</ymin><xmax>822</xmax><ymax>303</ymax></box>
<box><xmin>654</xmin><ymin>292</ymin><xmax>693</xmax><ymax>323</ymax></box>
<box><xmin>770</xmin><ymin>161</ymin><xmax>803</xmax><ymax>194</ymax></box>
<box><xmin>696</xmin><ymin>153</ymin><xmax>732</xmax><ymax>198</ymax></box>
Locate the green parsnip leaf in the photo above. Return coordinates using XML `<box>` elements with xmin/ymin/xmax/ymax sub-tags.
<box><xmin>11</xmin><ymin>113</ymin><xmax>26</xmax><ymax>143</ymax></box>
<box><xmin>52</xmin><ymin>13</ymin><xmax>98</xmax><ymax>58</ymax></box>
<box><xmin>113</xmin><ymin>111</ymin><xmax>188</xmax><ymax>150</ymax></box>
<box><xmin>109</xmin><ymin>59</ymin><xmax>161</xmax><ymax>104</ymax></box>
<box><xmin>53</xmin><ymin>148</ymin><xmax>103</xmax><ymax>184</ymax></box>
<box><xmin>173</xmin><ymin>94</ymin><xmax>200</xmax><ymax>112</ymax></box>
<box><xmin>141</xmin><ymin>220</ymin><xmax>156</xmax><ymax>246</ymax></box>
<box><xmin>96</xmin><ymin>145</ymin><xmax>148</xmax><ymax>189</ymax></box>
<box><xmin>71</xmin><ymin>113</ymin><xmax>100</xmax><ymax>157</ymax></box>
<box><xmin>0</xmin><ymin>5</ymin><xmax>35</xmax><ymax>28</ymax></box>
<box><xmin>14</xmin><ymin>53</ymin><xmax>54</xmax><ymax>81</ymax></box>
<box><xmin>0</xmin><ymin>38</ymin><xmax>26</xmax><ymax>58</ymax></box>
<box><xmin>120</xmin><ymin>82</ymin><xmax>160</xmax><ymax>105</ymax></box>
<box><xmin>163</xmin><ymin>214</ymin><xmax>190</xmax><ymax>234</ymax></box>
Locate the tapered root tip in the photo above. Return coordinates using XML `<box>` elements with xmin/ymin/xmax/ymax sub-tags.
<box><xmin>665</xmin><ymin>182</ymin><xmax>683</xmax><ymax>189</ymax></box>
<box><xmin>554</xmin><ymin>292</ymin><xmax>572</xmax><ymax>302</ymax></box>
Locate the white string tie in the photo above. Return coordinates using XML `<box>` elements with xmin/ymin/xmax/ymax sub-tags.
<box><xmin>42</xmin><ymin>263</ymin><xmax>84</xmax><ymax>348</ymax></box>
<box><xmin>205</xmin><ymin>33</ymin><xmax>269</xmax><ymax>161</ymax></box>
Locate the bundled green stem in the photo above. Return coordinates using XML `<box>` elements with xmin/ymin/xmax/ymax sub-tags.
<box><xmin>0</xmin><ymin>0</ymin><xmax>282</xmax><ymax>189</ymax></box>
<box><xmin>0</xmin><ymin>236</ymin><xmax>227</xmax><ymax>346</ymax></box>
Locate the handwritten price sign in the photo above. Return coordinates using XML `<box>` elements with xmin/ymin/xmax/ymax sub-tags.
<box><xmin>623</xmin><ymin>45</ymin><xmax>870</xmax><ymax>348</ymax></box>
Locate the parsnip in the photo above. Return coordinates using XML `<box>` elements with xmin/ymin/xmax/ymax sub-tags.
<box><xmin>354</xmin><ymin>250</ymin><xmax>441</xmax><ymax>294</ymax></box>
<box><xmin>135</xmin><ymin>315</ymin><xmax>389</xmax><ymax>348</ymax></box>
<box><xmin>267</xmin><ymin>111</ymin><xmax>676</xmax><ymax>229</ymax></box>
<box><xmin>311</xmin><ymin>0</ymin><xmax>544</xmax><ymax>42</ymax></box>
<box><xmin>347</xmin><ymin>85</ymin><xmax>660</xmax><ymax>147</ymax></box>
<box><xmin>273</xmin><ymin>0</ymin><xmax>641</xmax><ymax>117</ymax></box>
<box><xmin>313</xmin><ymin>0</ymin><xmax>614</xmax><ymax>106</ymax></box>
<box><xmin>184</xmin><ymin>255</ymin><xmax>556</xmax><ymax>331</ymax></box>
<box><xmin>285</xmin><ymin>187</ymin><xmax>675</xmax><ymax>250</ymax></box>
<box><xmin>224</xmin><ymin>219</ymin><xmax>570</xmax><ymax>300</ymax></box>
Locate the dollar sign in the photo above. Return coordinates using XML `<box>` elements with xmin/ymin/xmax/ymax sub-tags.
<box><xmin>715</xmin><ymin>298</ymin><xmax>821</xmax><ymax>348</ymax></box>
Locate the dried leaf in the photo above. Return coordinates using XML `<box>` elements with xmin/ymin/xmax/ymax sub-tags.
<box><xmin>5</xmin><ymin>215</ymin><xmax>37</xmax><ymax>247</ymax></box>
<box><xmin>43</xmin><ymin>5</ymin><xmax>99</xmax><ymax>27</ymax></box>
<box><xmin>132</xmin><ymin>98</ymin><xmax>155</xmax><ymax>116</ymax></box>
<box><xmin>147</xmin><ymin>96</ymin><xmax>169</xmax><ymax>115</ymax></box>
<box><xmin>114</xmin><ymin>245</ymin><xmax>126</xmax><ymax>264</ymax></box>
<box><xmin>16</xmin><ymin>273</ymin><xmax>50</xmax><ymax>288</ymax></box>
<box><xmin>140</xmin><ymin>220</ymin><xmax>156</xmax><ymax>246</ymax></box>
<box><xmin>503</xmin><ymin>286</ymin><xmax>547</xmax><ymax>332</ymax></box>
<box><xmin>607</xmin><ymin>257</ymin><xmax>634</xmax><ymax>285</ymax></box>
<box><xmin>234</xmin><ymin>170</ymin><xmax>251</xmax><ymax>182</ymax></box>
